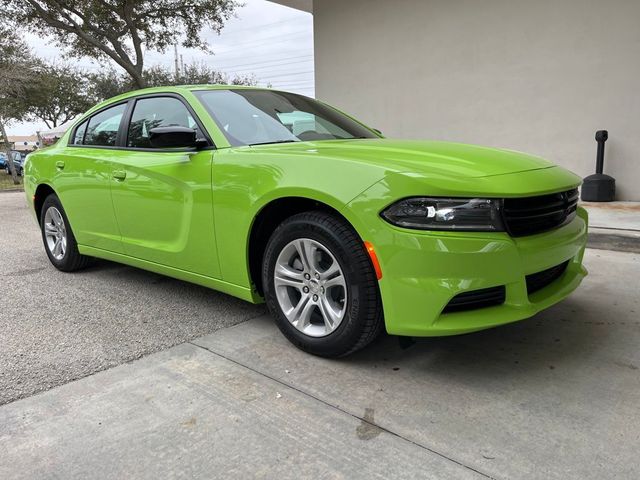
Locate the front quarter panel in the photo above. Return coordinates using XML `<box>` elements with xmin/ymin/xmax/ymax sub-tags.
<box><xmin>211</xmin><ymin>146</ymin><xmax>389</xmax><ymax>287</ymax></box>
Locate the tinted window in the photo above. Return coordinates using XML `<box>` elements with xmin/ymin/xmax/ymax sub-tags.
<box><xmin>127</xmin><ymin>97</ymin><xmax>200</xmax><ymax>148</ymax></box>
<box><xmin>84</xmin><ymin>104</ymin><xmax>126</xmax><ymax>147</ymax></box>
<box><xmin>72</xmin><ymin>120</ymin><xmax>88</xmax><ymax>145</ymax></box>
<box><xmin>194</xmin><ymin>89</ymin><xmax>377</xmax><ymax>146</ymax></box>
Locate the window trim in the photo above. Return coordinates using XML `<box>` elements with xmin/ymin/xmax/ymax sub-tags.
<box><xmin>73</xmin><ymin>119</ymin><xmax>89</xmax><ymax>146</ymax></box>
<box><xmin>68</xmin><ymin>92</ymin><xmax>215</xmax><ymax>152</ymax></box>
<box><xmin>192</xmin><ymin>88</ymin><xmax>380</xmax><ymax>147</ymax></box>
<box><xmin>122</xmin><ymin>93</ymin><xmax>215</xmax><ymax>152</ymax></box>
<box><xmin>68</xmin><ymin>100</ymin><xmax>129</xmax><ymax>149</ymax></box>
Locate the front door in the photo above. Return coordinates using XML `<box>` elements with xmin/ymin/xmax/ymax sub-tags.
<box><xmin>109</xmin><ymin>95</ymin><xmax>220</xmax><ymax>278</ymax></box>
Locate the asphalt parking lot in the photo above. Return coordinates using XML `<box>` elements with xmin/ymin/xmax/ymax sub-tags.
<box><xmin>0</xmin><ymin>191</ymin><xmax>264</xmax><ymax>405</ymax></box>
<box><xmin>1</xmin><ymin>190</ymin><xmax>639</xmax><ymax>479</ymax></box>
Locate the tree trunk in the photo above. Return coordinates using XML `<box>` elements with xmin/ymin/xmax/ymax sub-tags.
<box><xmin>130</xmin><ymin>66</ymin><xmax>146</xmax><ymax>89</ymax></box>
<box><xmin>0</xmin><ymin>119</ymin><xmax>19</xmax><ymax>185</ymax></box>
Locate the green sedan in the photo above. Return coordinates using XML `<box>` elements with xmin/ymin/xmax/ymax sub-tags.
<box><xmin>24</xmin><ymin>86</ymin><xmax>588</xmax><ymax>357</ymax></box>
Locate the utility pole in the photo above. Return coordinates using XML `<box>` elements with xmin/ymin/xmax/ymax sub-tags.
<box><xmin>174</xmin><ymin>44</ymin><xmax>179</xmax><ymax>79</ymax></box>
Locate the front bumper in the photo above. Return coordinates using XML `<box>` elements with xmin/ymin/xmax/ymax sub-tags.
<box><xmin>373</xmin><ymin>207</ymin><xmax>588</xmax><ymax>336</ymax></box>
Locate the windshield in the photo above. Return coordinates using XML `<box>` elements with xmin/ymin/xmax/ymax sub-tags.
<box><xmin>194</xmin><ymin>89</ymin><xmax>378</xmax><ymax>146</ymax></box>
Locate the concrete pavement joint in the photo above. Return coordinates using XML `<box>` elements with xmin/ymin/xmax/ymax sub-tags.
<box><xmin>587</xmin><ymin>233</ymin><xmax>640</xmax><ymax>254</ymax></box>
<box><xmin>189</xmin><ymin>340</ymin><xmax>498</xmax><ymax>480</ymax></box>
<box><xmin>590</xmin><ymin>226</ymin><xmax>640</xmax><ymax>233</ymax></box>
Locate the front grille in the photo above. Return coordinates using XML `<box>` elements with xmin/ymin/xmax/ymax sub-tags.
<box><xmin>443</xmin><ymin>285</ymin><xmax>506</xmax><ymax>313</ymax></box>
<box><xmin>503</xmin><ymin>188</ymin><xmax>579</xmax><ymax>237</ymax></box>
<box><xmin>526</xmin><ymin>261</ymin><xmax>569</xmax><ymax>295</ymax></box>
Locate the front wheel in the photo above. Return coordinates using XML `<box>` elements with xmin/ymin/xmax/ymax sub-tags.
<box><xmin>262</xmin><ymin>211</ymin><xmax>383</xmax><ymax>357</ymax></box>
<box><xmin>40</xmin><ymin>194</ymin><xmax>91</xmax><ymax>272</ymax></box>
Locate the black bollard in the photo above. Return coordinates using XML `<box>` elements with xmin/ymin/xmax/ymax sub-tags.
<box><xmin>581</xmin><ymin>130</ymin><xmax>615</xmax><ymax>202</ymax></box>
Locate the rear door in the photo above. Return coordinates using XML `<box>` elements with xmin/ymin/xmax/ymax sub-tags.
<box><xmin>108</xmin><ymin>94</ymin><xmax>220</xmax><ymax>278</ymax></box>
<box><xmin>54</xmin><ymin>103</ymin><xmax>126</xmax><ymax>253</ymax></box>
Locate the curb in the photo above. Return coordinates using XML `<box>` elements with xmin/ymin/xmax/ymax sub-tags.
<box><xmin>588</xmin><ymin>232</ymin><xmax>640</xmax><ymax>254</ymax></box>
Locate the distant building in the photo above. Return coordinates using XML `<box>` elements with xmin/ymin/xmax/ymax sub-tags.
<box><xmin>39</xmin><ymin>119</ymin><xmax>78</xmax><ymax>146</ymax></box>
<box><xmin>8</xmin><ymin>135</ymin><xmax>39</xmax><ymax>152</ymax></box>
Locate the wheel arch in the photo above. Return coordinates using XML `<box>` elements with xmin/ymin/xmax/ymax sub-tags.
<box><xmin>33</xmin><ymin>183</ymin><xmax>57</xmax><ymax>223</ymax></box>
<box><xmin>247</xmin><ymin>196</ymin><xmax>364</xmax><ymax>296</ymax></box>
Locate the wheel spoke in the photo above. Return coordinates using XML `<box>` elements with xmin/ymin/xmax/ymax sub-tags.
<box><xmin>321</xmin><ymin>260</ymin><xmax>341</xmax><ymax>280</ymax></box>
<box><xmin>50</xmin><ymin>209</ymin><xmax>63</xmax><ymax>227</ymax></box>
<box><xmin>52</xmin><ymin>239</ymin><xmax>62</xmax><ymax>257</ymax></box>
<box><xmin>324</xmin><ymin>272</ymin><xmax>346</xmax><ymax>290</ymax></box>
<box><xmin>318</xmin><ymin>296</ymin><xmax>341</xmax><ymax>330</ymax></box>
<box><xmin>287</xmin><ymin>294</ymin><xmax>315</xmax><ymax>330</ymax></box>
<box><xmin>44</xmin><ymin>223</ymin><xmax>58</xmax><ymax>236</ymax></box>
<box><xmin>294</xmin><ymin>239</ymin><xmax>317</xmax><ymax>273</ymax></box>
<box><xmin>274</xmin><ymin>264</ymin><xmax>305</xmax><ymax>289</ymax></box>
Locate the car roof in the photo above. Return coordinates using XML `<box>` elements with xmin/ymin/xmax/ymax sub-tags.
<box><xmin>84</xmin><ymin>84</ymin><xmax>278</xmax><ymax>118</ymax></box>
<box><xmin>102</xmin><ymin>84</ymin><xmax>270</xmax><ymax>102</ymax></box>
<box><xmin>55</xmin><ymin>84</ymin><xmax>299</xmax><ymax>143</ymax></box>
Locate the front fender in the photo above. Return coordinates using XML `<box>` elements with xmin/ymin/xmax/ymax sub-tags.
<box><xmin>211</xmin><ymin>148</ymin><xmax>388</xmax><ymax>289</ymax></box>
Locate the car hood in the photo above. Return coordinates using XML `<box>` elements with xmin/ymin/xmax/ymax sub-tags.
<box><xmin>251</xmin><ymin>138</ymin><xmax>555</xmax><ymax>178</ymax></box>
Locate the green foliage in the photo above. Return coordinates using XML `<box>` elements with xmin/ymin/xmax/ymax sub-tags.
<box><xmin>4</xmin><ymin>0</ymin><xmax>241</xmax><ymax>87</ymax></box>
<box><xmin>26</xmin><ymin>64</ymin><xmax>95</xmax><ymax>128</ymax></box>
<box><xmin>0</xmin><ymin>24</ymin><xmax>40</xmax><ymax>182</ymax></box>
<box><xmin>0</xmin><ymin>24</ymin><xmax>41</xmax><ymax>124</ymax></box>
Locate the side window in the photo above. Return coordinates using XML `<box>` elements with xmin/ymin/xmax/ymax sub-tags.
<box><xmin>127</xmin><ymin>97</ymin><xmax>200</xmax><ymax>148</ymax></box>
<box><xmin>71</xmin><ymin>120</ymin><xmax>88</xmax><ymax>145</ymax></box>
<box><xmin>84</xmin><ymin>103</ymin><xmax>126</xmax><ymax>147</ymax></box>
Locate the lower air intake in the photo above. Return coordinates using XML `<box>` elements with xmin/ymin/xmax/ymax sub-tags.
<box><xmin>443</xmin><ymin>286</ymin><xmax>506</xmax><ymax>313</ymax></box>
<box><xmin>526</xmin><ymin>261</ymin><xmax>569</xmax><ymax>295</ymax></box>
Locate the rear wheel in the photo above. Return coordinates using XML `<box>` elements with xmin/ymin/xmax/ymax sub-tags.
<box><xmin>262</xmin><ymin>211</ymin><xmax>383</xmax><ymax>357</ymax></box>
<box><xmin>40</xmin><ymin>194</ymin><xmax>91</xmax><ymax>272</ymax></box>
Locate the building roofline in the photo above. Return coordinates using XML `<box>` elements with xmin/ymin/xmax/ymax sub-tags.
<box><xmin>267</xmin><ymin>0</ymin><xmax>312</xmax><ymax>13</ymax></box>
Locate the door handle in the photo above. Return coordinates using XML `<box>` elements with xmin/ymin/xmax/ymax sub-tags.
<box><xmin>112</xmin><ymin>170</ymin><xmax>127</xmax><ymax>181</ymax></box>
<box><xmin>55</xmin><ymin>161</ymin><xmax>65</xmax><ymax>170</ymax></box>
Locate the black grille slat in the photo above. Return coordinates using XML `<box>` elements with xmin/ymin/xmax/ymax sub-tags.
<box><xmin>503</xmin><ymin>188</ymin><xmax>578</xmax><ymax>237</ymax></box>
<box><xmin>443</xmin><ymin>286</ymin><xmax>506</xmax><ymax>313</ymax></box>
<box><xmin>503</xmin><ymin>200</ymin><xmax>566</xmax><ymax>215</ymax></box>
<box><xmin>526</xmin><ymin>261</ymin><xmax>569</xmax><ymax>295</ymax></box>
<box><xmin>506</xmin><ymin>210</ymin><xmax>569</xmax><ymax>220</ymax></box>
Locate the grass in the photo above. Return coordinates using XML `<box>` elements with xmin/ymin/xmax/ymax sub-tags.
<box><xmin>0</xmin><ymin>172</ymin><xmax>23</xmax><ymax>191</ymax></box>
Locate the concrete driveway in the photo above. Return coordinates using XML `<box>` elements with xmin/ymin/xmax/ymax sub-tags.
<box><xmin>1</xmin><ymin>190</ymin><xmax>639</xmax><ymax>479</ymax></box>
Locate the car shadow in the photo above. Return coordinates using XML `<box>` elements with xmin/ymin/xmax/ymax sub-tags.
<box><xmin>345</xmin><ymin>297</ymin><xmax>612</xmax><ymax>382</ymax></box>
<box><xmin>75</xmin><ymin>259</ymin><xmax>620</xmax><ymax>383</ymax></box>
<box><xmin>72</xmin><ymin>258</ymin><xmax>265</xmax><ymax>312</ymax></box>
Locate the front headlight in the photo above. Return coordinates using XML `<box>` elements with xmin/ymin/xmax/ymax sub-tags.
<box><xmin>380</xmin><ymin>197</ymin><xmax>504</xmax><ymax>231</ymax></box>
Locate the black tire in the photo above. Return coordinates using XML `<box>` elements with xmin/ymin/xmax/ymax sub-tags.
<box><xmin>262</xmin><ymin>211</ymin><xmax>383</xmax><ymax>357</ymax></box>
<box><xmin>40</xmin><ymin>194</ymin><xmax>91</xmax><ymax>272</ymax></box>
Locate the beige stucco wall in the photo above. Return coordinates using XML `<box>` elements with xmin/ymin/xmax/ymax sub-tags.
<box><xmin>313</xmin><ymin>0</ymin><xmax>640</xmax><ymax>200</ymax></box>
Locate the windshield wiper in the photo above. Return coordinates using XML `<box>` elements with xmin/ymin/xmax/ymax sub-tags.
<box><xmin>248</xmin><ymin>139</ymin><xmax>298</xmax><ymax>146</ymax></box>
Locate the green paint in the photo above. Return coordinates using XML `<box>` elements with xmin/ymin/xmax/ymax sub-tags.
<box><xmin>25</xmin><ymin>86</ymin><xmax>587</xmax><ymax>336</ymax></box>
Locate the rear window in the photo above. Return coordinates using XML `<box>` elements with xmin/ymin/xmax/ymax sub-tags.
<box><xmin>83</xmin><ymin>103</ymin><xmax>126</xmax><ymax>147</ymax></box>
<box><xmin>71</xmin><ymin>120</ymin><xmax>88</xmax><ymax>145</ymax></box>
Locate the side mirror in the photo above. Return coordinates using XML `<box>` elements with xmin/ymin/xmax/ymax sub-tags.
<box><xmin>149</xmin><ymin>126</ymin><xmax>205</xmax><ymax>149</ymax></box>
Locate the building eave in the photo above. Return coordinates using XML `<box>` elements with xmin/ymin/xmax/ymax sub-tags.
<box><xmin>267</xmin><ymin>0</ymin><xmax>313</xmax><ymax>14</ymax></box>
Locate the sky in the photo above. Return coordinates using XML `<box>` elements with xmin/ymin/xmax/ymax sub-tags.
<box><xmin>10</xmin><ymin>0</ymin><xmax>314</xmax><ymax>136</ymax></box>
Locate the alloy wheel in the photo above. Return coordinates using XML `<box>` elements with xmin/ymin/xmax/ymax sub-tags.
<box><xmin>43</xmin><ymin>206</ymin><xmax>67</xmax><ymax>260</ymax></box>
<box><xmin>273</xmin><ymin>238</ymin><xmax>347</xmax><ymax>337</ymax></box>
